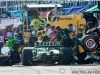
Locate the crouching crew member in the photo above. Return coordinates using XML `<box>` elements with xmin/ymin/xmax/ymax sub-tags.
<box><xmin>2</xmin><ymin>33</ymin><xmax>25</xmax><ymax>66</ymax></box>
<box><xmin>72</xmin><ymin>37</ymin><xmax>88</xmax><ymax>64</ymax></box>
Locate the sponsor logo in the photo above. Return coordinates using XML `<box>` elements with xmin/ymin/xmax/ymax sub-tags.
<box><xmin>53</xmin><ymin>17</ymin><xmax>72</xmax><ymax>21</ymax></box>
<box><xmin>34</xmin><ymin>41</ymin><xmax>63</xmax><ymax>47</ymax></box>
<box><xmin>0</xmin><ymin>14</ymin><xmax>7</xmax><ymax>17</ymax></box>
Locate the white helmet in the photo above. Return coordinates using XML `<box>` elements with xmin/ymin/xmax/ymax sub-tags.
<box><xmin>18</xmin><ymin>22</ymin><xmax>23</xmax><ymax>26</ymax></box>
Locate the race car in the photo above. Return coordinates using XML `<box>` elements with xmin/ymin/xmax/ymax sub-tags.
<box><xmin>33</xmin><ymin>48</ymin><xmax>46</xmax><ymax>62</ymax></box>
<box><xmin>41</xmin><ymin>48</ymin><xmax>62</xmax><ymax>64</ymax></box>
<box><xmin>22</xmin><ymin>41</ymin><xmax>73</xmax><ymax>65</ymax></box>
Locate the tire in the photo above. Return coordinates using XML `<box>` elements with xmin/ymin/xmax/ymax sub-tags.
<box><xmin>81</xmin><ymin>35</ymin><xmax>99</xmax><ymax>52</ymax></box>
<box><xmin>14</xmin><ymin>53</ymin><xmax>20</xmax><ymax>63</ymax></box>
<box><xmin>62</xmin><ymin>47</ymin><xmax>73</xmax><ymax>65</ymax></box>
<box><xmin>0</xmin><ymin>55</ymin><xmax>10</xmax><ymax>66</ymax></box>
<box><xmin>41</xmin><ymin>53</ymin><xmax>47</xmax><ymax>63</ymax></box>
<box><xmin>22</xmin><ymin>49</ymin><xmax>33</xmax><ymax>66</ymax></box>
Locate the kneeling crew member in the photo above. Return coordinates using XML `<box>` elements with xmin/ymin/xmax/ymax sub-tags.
<box><xmin>2</xmin><ymin>33</ymin><xmax>25</xmax><ymax>66</ymax></box>
<box><xmin>72</xmin><ymin>37</ymin><xmax>87</xmax><ymax>64</ymax></box>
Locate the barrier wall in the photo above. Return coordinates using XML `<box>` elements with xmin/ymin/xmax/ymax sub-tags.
<box><xmin>0</xmin><ymin>18</ymin><xmax>18</xmax><ymax>28</ymax></box>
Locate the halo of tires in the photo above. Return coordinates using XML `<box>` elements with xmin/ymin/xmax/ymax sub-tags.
<box><xmin>81</xmin><ymin>35</ymin><xmax>99</xmax><ymax>52</ymax></box>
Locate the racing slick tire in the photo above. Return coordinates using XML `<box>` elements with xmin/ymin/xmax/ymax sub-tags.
<box><xmin>0</xmin><ymin>55</ymin><xmax>10</xmax><ymax>66</ymax></box>
<box><xmin>41</xmin><ymin>53</ymin><xmax>47</xmax><ymax>63</ymax></box>
<box><xmin>22</xmin><ymin>49</ymin><xmax>33</xmax><ymax>66</ymax></box>
<box><xmin>62</xmin><ymin>47</ymin><xmax>73</xmax><ymax>65</ymax></box>
<box><xmin>81</xmin><ymin>35</ymin><xmax>99</xmax><ymax>52</ymax></box>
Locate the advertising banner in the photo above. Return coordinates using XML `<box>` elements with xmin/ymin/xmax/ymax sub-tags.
<box><xmin>59</xmin><ymin>5</ymin><xmax>88</xmax><ymax>15</ymax></box>
<box><xmin>0</xmin><ymin>12</ymin><xmax>8</xmax><ymax>18</ymax></box>
<box><xmin>0</xmin><ymin>18</ymin><xmax>18</xmax><ymax>28</ymax></box>
<box><xmin>8</xmin><ymin>10</ymin><xmax>26</xmax><ymax>22</ymax></box>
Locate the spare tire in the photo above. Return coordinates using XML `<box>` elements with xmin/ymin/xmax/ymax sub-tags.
<box><xmin>22</xmin><ymin>49</ymin><xmax>33</xmax><ymax>66</ymax></box>
<box><xmin>81</xmin><ymin>35</ymin><xmax>99</xmax><ymax>52</ymax></box>
<box><xmin>62</xmin><ymin>47</ymin><xmax>73</xmax><ymax>65</ymax></box>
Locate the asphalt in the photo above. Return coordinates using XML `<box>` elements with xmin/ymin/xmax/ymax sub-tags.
<box><xmin>0</xmin><ymin>64</ymin><xmax>100</xmax><ymax>75</ymax></box>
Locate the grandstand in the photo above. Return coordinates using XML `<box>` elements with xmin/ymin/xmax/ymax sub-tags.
<box><xmin>0</xmin><ymin>0</ymin><xmax>99</xmax><ymax>13</ymax></box>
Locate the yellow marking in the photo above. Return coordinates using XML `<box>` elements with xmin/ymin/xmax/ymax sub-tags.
<box><xmin>78</xmin><ymin>45</ymin><xmax>84</xmax><ymax>53</ymax></box>
<box><xmin>69</xmin><ymin>33</ymin><xmax>73</xmax><ymax>39</ymax></box>
<box><xmin>18</xmin><ymin>47</ymin><xmax>23</xmax><ymax>52</ymax></box>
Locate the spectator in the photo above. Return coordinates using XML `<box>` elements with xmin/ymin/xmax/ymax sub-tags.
<box><xmin>30</xmin><ymin>26</ymin><xmax>38</xmax><ymax>36</ymax></box>
<box><xmin>3</xmin><ymin>27</ymin><xmax>14</xmax><ymax>43</ymax></box>
<box><xmin>46</xmin><ymin>5</ymin><xmax>59</xmax><ymax>23</ymax></box>
<box><xmin>29</xmin><ymin>26</ymin><xmax>38</xmax><ymax>46</ymax></box>
<box><xmin>98</xmin><ymin>16</ymin><xmax>100</xmax><ymax>26</ymax></box>
<box><xmin>14</xmin><ymin>27</ymin><xmax>20</xmax><ymax>38</ymax></box>
<box><xmin>0</xmin><ymin>33</ymin><xmax>4</xmax><ymax>43</ymax></box>
<box><xmin>88</xmin><ymin>13</ymin><xmax>98</xmax><ymax>27</ymax></box>
<box><xmin>24</xmin><ymin>16</ymin><xmax>30</xmax><ymax>26</ymax></box>
<box><xmin>85</xmin><ymin>22</ymin><xmax>93</xmax><ymax>33</ymax></box>
<box><xmin>44</xmin><ymin>24</ymin><xmax>52</xmax><ymax>36</ymax></box>
<box><xmin>50</xmin><ymin>26</ymin><xmax>55</xmax><ymax>35</ymax></box>
<box><xmin>41</xmin><ymin>24</ymin><xmax>52</xmax><ymax>41</ymax></box>
<box><xmin>30</xmin><ymin>12</ymin><xmax>40</xmax><ymax>30</ymax></box>
<box><xmin>18</xmin><ymin>22</ymin><xmax>23</xmax><ymax>34</ymax></box>
<box><xmin>82</xmin><ymin>12</ymin><xmax>98</xmax><ymax>27</ymax></box>
<box><xmin>49</xmin><ymin>26</ymin><xmax>56</xmax><ymax>40</ymax></box>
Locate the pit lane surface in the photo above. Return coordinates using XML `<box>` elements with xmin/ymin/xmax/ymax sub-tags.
<box><xmin>0</xmin><ymin>64</ymin><xmax>100</xmax><ymax>75</ymax></box>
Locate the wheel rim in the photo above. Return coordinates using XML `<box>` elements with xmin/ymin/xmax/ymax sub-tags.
<box><xmin>85</xmin><ymin>39</ymin><xmax>96</xmax><ymax>49</ymax></box>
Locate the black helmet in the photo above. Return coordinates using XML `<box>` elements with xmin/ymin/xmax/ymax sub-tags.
<box><xmin>55</xmin><ymin>26</ymin><xmax>61</xmax><ymax>30</ymax></box>
<box><xmin>87</xmin><ymin>22</ymin><xmax>93</xmax><ymax>28</ymax></box>
<box><xmin>68</xmin><ymin>24</ymin><xmax>73</xmax><ymax>26</ymax></box>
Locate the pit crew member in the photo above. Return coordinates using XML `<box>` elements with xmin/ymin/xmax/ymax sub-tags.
<box><xmin>2</xmin><ymin>33</ymin><xmax>25</xmax><ymax>66</ymax></box>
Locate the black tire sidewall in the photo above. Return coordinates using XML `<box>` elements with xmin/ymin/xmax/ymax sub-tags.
<box><xmin>62</xmin><ymin>47</ymin><xmax>73</xmax><ymax>65</ymax></box>
<box><xmin>22</xmin><ymin>49</ymin><xmax>33</xmax><ymax>66</ymax></box>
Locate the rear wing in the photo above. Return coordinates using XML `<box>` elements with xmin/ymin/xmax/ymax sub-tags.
<box><xmin>34</xmin><ymin>41</ymin><xmax>63</xmax><ymax>48</ymax></box>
